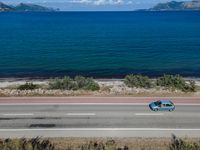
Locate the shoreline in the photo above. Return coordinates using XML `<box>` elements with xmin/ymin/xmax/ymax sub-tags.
<box><xmin>0</xmin><ymin>75</ymin><xmax>200</xmax><ymax>97</ymax></box>
<box><xmin>0</xmin><ymin>77</ymin><xmax>200</xmax><ymax>97</ymax></box>
<box><xmin>1</xmin><ymin>77</ymin><xmax>200</xmax><ymax>88</ymax></box>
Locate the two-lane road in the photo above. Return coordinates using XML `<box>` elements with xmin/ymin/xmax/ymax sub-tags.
<box><xmin>0</xmin><ymin>102</ymin><xmax>200</xmax><ymax>138</ymax></box>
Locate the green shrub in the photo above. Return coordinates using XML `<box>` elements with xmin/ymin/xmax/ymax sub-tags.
<box><xmin>75</xmin><ymin>76</ymin><xmax>100</xmax><ymax>91</ymax></box>
<box><xmin>75</xmin><ymin>76</ymin><xmax>88</xmax><ymax>89</ymax></box>
<box><xmin>49</xmin><ymin>76</ymin><xmax>100</xmax><ymax>91</ymax></box>
<box><xmin>62</xmin><ymin>76</ymin><xmax>78</xmax><ymax>90</ymax></box>
<box><xmin>1</xmin><ymin>137</ymin><xmax>55</xmax><ymax>150</ymax></box>
<box><xmin>49</xmin><ymin>76</ymin><xmax>77</xmax><ymax>90</ymax></box>
<box><xmin>81</xmin><ymin>140</ymin><xmax>128</xmax><ymax>150</ymax></box>
<box><xmin>156</xmin><ymin>74</ymin><xmax>196</xmax><ymax>92</ymax></box>
<box><xmin>170</xmin><ymin>134</ymin><xmax>200</xmax><ymax>150</ymax></box>
<box><xmin>17</xmin><ymin>82</ymin><xmax>39</xmax><ymax>90</ymax></box>
<box><xmin>48</xmin><ymin>78</ymin><xmax>63</xmax><ymax>89</ymax></box>
<box><xmin>124</xmin><ymin>74</ymin><xmax>152</xmax><ymax>88</ymax></box>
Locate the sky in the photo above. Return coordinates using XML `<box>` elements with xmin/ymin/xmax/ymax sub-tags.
<box><xmin>2</xmin><ymin>0</ymin><xmax>190</xmax><ymax>11</ymax></box>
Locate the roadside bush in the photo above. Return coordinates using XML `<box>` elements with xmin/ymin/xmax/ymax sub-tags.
<box><xmin>75</xmin><ymin>76</ymin><xmax>100</xmax><ymax>91</ymax></box>
<box><xmin>170</xmin><ymin>134</ymin><xmax>200</xmax><ymax>150</ymax></box>
<box><xmin>156</xmin><ymin>74</ymin><xmax>196</xmax><ymax>92</ymax></box>
<box><xmin>48</xmin><ymin>78</ymin><xmax>63</xmax><ymax>89</ymax></box>
<box><xmin>49</xmin><ymin>76</ymin><xmax>78</xmax><ymax>90</ymax></box>
<box><xmin>124</xmin><ymin>74</ymin><xmax>152</xmax><ymax>88</ymax></box>
<box><xmin>75</xmin><ymin>76</ymin><xmax>88</xmax><ymax>89</ymax></box>
<box><xmin>60</xmin><ymin>76</ymin><xmax>78</xmax><ymax>90</ymax></box>
<box><xmin>49</xmin><ymin>76</ymin><xmax>100</xmax><ymax>91</ymax></box>
<box><xmin>17</xmin><ymin>82</ymin><xmax>39</xmax><ymax>90</ymax></box>
<box><xmin>1</xmin><ymin>137</ymin><xmax>55</xmax><ymax>150</ymax></box>
<box><xmin>81</xmin><ymin>140</ymin><xmax>129</xmax><ymax>150</ymax></box>
<box><xmin>82</xmin><ymin>79</ymin><xmax>100</xmax><ymax>91</ymax></box>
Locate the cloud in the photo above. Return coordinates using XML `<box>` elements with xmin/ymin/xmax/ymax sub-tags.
<box><xmin>127</xmin><ymin>0</ymin><xmax>133</xmax><ymax>4</ymax></box>
<box><xmin>72</xmin><ymin>0</ymin><xmax>91</xmax><ymax>4</ymax></box>
<box><xmin>70</xmin><ymin>0</ymin><xmax>126</xmax><ymax>5</ymax></box>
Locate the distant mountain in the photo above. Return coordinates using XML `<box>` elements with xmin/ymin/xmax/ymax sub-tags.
<box><xmin>0</xmin><ymin>2</ymin><xmax>13</xmax><ymax>11</ymax></box>
<box><xmin>149</xmin><ymin>0</ymin><xmax>200</xmax><ymax>11</ymax></box>
<box><xmin>0</xmin><ymin>2</ymin><xmax>56</xmax><ymax>12</ymax></box>
<box><xmin>14</xmin><ymin>3</ymin><xmax>55</xmax><ymax>12</ymax></box>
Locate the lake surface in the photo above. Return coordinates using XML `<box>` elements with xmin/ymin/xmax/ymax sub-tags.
<box><xmin>0</xmin><ymin>11</ymin><xmax>200</xmax><ymax>78</ymax></box>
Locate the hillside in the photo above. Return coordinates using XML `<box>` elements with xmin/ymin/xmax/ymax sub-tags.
<box><xmin>149</xmin><ymin>0</ymin><xmax>200</xmax><ymax>11</ymax></box>
<box><xmin>0</xmin><ymin>2</ymin><xmax>13</xmax><ymax>11</ymax></box>
<box><xmin>14</xmin><ymin>3</ymin><xmax>54</xmax><ymax>12</ymax></box>
<box><xmin>0</xmin><ymin>2</ymin><xmax>55</xmax><ymax>12</ymax></box>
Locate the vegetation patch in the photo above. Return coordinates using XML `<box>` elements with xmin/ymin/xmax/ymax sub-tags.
<box><xmin>170</xmin><ymin>134</ymin><xmax>200</xmax><ymax>150</ymax></box>
<box><xmin>124</xmin><ymin>74</ymin><xmax>196</xmax><ymax>92</ymax></box>
<box><xmin>49</xmin><ymin>76</ymin><xmax>100</xmax><ymax>91</ymax></box>
<box><xmin>1</xmin><ymin>136</ymin><xmax>200</xmax><ymax>150</ymax></box>
<box><xmin>17</xmin><ymin>82</ymin><xmax>39</xmax><ymax>90</ymax></box>
<box><xmin>48</xmin><ymin>76</ymin><xmax>77</xmax><ymax>90</ymax></box>
<box><xmin>156</xmin><ymin>74</ymin><xmax>196</xmax><ymax>92</ymax></box>
<box><xmin>75</xmin><ymin>76</ymin><xmax>100</xmax><ymax>91</ymax></box>
<box><xmin>0</xmin><ymin>74</ymin><xmax>198</xmax><ymax>96</ymax></box>
<box><xmin>0</xmin><ymin>137</ymin><xmax>55</xmax><ymax>150</ymax></box>
<box><xmin>81</xmin><ymin>140</ymin><xmax>128</xmax><ymax>150</ymax></box>
<box><xmin>124</xmin><ymin>74</ymin><xmax>153</xmax><ymax>88</ymax></box>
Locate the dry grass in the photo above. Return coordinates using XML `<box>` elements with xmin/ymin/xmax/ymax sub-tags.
<box><xmin>51</xmin><ymin>138</ymin><xmax>170</xmax><ymax>150</ymax></box>
<box><xmin>1</xmin><ymin>137</ymin><xmax>200</xmax><ymax>150</ymax></box>
<box><xmin>1</xmin><ymin>87</ymin><xmax>200</xmax><ymax>97</ymax></box>
<box><xmin>124</xmin><ymin>91</ymin><xmax>198</xmax><ymax>97</ymax></box>
<box><xmin>50</xmin><ymin>137</ymin><xmax>200</xmax><ymax>150</ymax></box>
<box><xmin>195</xmin><ymin>86</ymin><xmax>200</xmax><ymax>91</ymax></box>
<box><xmin>0</xmin><ymin>137</ymin><xmax>55</xmax><ymax>150</ymax></box>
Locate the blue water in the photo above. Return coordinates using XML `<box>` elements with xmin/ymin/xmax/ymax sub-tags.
<box><xmin>0</xmin><ymin>11</ymin><xmax>200</xmax><ymax>78</ymax></box>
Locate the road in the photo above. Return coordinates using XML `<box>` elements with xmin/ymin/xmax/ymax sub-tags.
<box><xmin>1</xmin><ymin>97</ymin><xmax>200</xmax><ymax>104</ymax></box>
<box><xmin>0</xmin><ymin>102</ymin><xmax>200</xmax><ymax>138</ymax></box>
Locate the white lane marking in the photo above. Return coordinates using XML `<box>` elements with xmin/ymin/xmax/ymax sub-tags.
<box><xmin>1</xmin><ymin>113</ymin><xmax>34</xmax><ymax>116</ymax></box>
<box><xmin>0</xmin><ymin>103</ymin><xmax>200</xmax><ymax>106</ymax></box>
<box><xmin>135</xmin><ymin>113</ymin><xmax>164</xmax><ymax>116</ymax></box>
<box><xmin>0</xmin><ymin>128</ymin><xmax>200</xmax><ymax>131</ymax></box>
<box><xmin>66</xmin><ymin>113</ymin><xmax>96</xmax><ymax>116</ymax></box>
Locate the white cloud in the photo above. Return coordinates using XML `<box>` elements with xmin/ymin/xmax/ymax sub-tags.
<box><xmin>127</xmin><ymin>0</ymin><xmax>133</xmax><ymax>4</ymax></box>
<box><xmin>70</xmin><ymin>0</ymin><xmax>126</xmax><ymax>5</ymax></box>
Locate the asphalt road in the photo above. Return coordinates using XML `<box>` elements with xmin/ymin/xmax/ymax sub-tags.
<box><xmin>1</xmin><ymin>97</ymin><xmax>200</xmax><ymax>104</ymax></box>
<box><xmin>0</xmin><ymin>103</ymin><xmax>200</xmax><ymax>138</ymax></box>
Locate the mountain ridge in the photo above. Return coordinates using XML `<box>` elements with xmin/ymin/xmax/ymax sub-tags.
<box><xmin>149</xmin><ymin>0</ymin><xmax>200</xmax><ymax>11</ymax></box>
<box><xmin>0</xmin><ymin>2</ymin><xmax>56</xmax><ymax>12</ymax></box>
<box><xmin>0</xmin><ymin>2</ymin><xmax>14</xmax><ymax>11</ymax></box>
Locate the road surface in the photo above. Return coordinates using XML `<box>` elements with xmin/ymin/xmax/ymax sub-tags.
<box><xmin>0</xmin><ymin>99</ymin><xmax>200</xmax><ymax>138</ymax></box>
<box><xmin>0</xmin><ymin>97</ymin><xmax>200</xmax><ymax>104</ymax></box>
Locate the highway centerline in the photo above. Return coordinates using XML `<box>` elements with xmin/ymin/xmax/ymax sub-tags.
<box><xmin>135</xmin><ymin>113</ymin><xmax>164</xmax><ymax>116</ymax></box>
<box><xmin>66</xmin><ymin>113</ymin><xmax>96</xmax><ymax>116</ymax></box>
<box><xmin>1</xmin><ymin>113</ymin><xmax>34</xmax><ymax>116</ymax></box>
